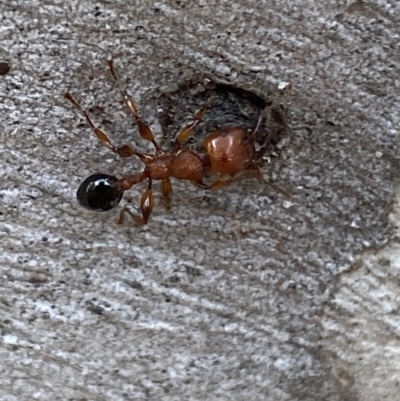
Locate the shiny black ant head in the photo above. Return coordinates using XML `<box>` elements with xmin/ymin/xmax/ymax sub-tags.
<box><xmin>76</xmin><ymin>173</ymin><xmax>123</xmax><ymax>212</ymax></box>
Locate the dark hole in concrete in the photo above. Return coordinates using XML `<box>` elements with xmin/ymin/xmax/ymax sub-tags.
<box><xmin>157</xmin><ymin>79</ymin><xmax>290</xmax><ymax>168</ymax></box>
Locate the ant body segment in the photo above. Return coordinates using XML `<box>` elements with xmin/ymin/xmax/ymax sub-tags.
<box><xmin>65</xmin><ymin>60</ymin><xmax>290</xmax><ymax>225</ymax></box>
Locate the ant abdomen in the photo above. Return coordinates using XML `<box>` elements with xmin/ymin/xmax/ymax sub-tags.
<box><xmin>76</xmin><ymin>173</ymin><xmax>123</xmax><ymax>212</ymax></box>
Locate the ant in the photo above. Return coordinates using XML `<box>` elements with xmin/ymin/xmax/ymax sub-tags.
<box><xmin>65</xmin><ymin>60</ymin><xmax>291</xmax><ymax>225</ymax></box>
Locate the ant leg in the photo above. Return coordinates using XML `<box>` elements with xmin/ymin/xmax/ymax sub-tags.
<box><xmin>249</xmin><ymin>107</ymin><xmax>266</xmax><ymax>138</ymax></box>
<box><xmin>247</xmin><ymin>105</ymin><xmax>274</xmax><ymax>160</ymax></box>
<box><xmin>161</xmin><ymin>179</ymin><xmax>173</xmax><ymax>209</ymax></box>
<box><xmin>124</xmin><ymin>92</ymin><xmax>163</xmax><ymax>153</ymax></box>
<box><xmin>174</xmin><ymin>106</ymin><xmax>207</xmax><ymax>147</ymax></box>
<box><xmin>209</xmin><ymin>179</ymin><xmax>233</xmax><ymax>190</ymax></box>
<box><xmin>106</xmin><ymin>59</ymin><xmax>162</xmax><ymax>153</ymax></box>
<box><xmin>194</xmin><ymin>180</ymin><xmax>209</xmax><ymax>189</ymax></box>
<box><xmin>202</xmin><ymin>177</ymin><xmax>233</xmax><ymax>191</ymax></box>
<box><xmin>254</xmin><ymin>105</ymin><xmax>288</xmax><ymax>161</ymax></box>
<box><xmin>205</xmin><ymin>163</ymin><xmax>291</xmax><ymax>198</ymax></box>
<box><xmin>118</xmin><ymin>173</ymin><xmax>154</xmax><ymax>225</ymax></box>
<box><xmin>246</xmin><ymin>162</ymin><xmax>291</xmax><ymax>199</ymax></box>
<box><xmin>65</xmin><ymin>92</ymin><xmax>142</xmax><ymax>159</ymax></box>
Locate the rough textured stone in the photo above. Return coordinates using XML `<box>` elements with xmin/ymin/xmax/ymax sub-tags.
<box><xmin>0</xmin><ymin>1</ymin><xmax>399</xmax><ymax>400</ymax></box>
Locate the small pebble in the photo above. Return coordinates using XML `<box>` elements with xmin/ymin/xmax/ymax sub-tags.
<box><xmin>0</xmin><ymin>61</ymin><xmax>10</xmax><ymax>75</ymax></box>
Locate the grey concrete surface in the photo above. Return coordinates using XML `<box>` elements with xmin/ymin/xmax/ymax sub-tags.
<box><xmin>0</xmin><ymin>0</ymin><xmax>399</xmax><ymax>400</ymax></box>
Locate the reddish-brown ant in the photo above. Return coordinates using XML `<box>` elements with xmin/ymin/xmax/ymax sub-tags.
<box><xmin>65</xmin><ymin>60</ymin><xmax>290</xmax><ymax>225</ymax></box>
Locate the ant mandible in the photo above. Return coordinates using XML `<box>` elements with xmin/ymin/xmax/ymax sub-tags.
<box><xmin>65</xmin><ymin>60</ymin><xmax>291</xmax><ymax>225</ymax></box>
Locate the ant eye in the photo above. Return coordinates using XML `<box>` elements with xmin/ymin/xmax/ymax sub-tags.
<box><xmin>76</xmin><ymin>173</ymin><xmax>123</xmax><ymax>212</ymax></box>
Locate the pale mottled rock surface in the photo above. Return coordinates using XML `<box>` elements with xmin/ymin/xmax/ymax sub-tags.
<box><xmin>1</xmin><ymin>1</ymin><xmax>399</xmax><ymax>400</ymax></box>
